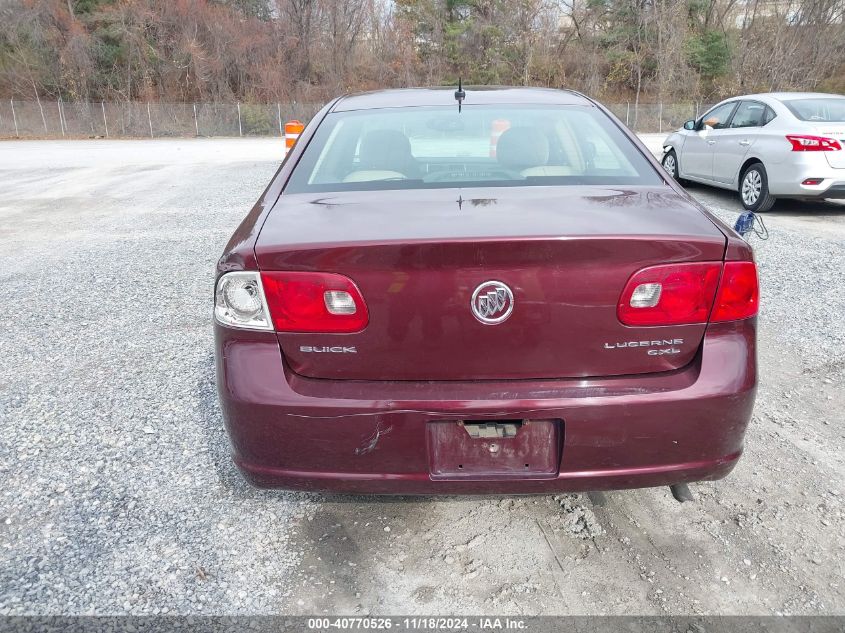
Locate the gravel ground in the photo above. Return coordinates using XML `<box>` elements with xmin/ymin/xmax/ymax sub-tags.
<box><xmin>0</xmin><ymin>138</ymin><xmax>843</xmax><ymax>616</ymax></box>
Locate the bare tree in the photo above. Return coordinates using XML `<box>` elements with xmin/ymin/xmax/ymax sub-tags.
<box><xmin>1</xmin><ymin>0</ymin><xmax>843</xmax><ymax>105</ymax></box>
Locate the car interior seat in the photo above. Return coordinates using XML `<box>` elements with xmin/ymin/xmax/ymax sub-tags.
<box><xmin>343</xmin><ymin>129</ymin><xmax>420</xmax><ymax>182</ymax></box>
<box><xmin>496</xmin><ymin>127</ymin><xmax>574</xmax><ymax>177</ymax></box>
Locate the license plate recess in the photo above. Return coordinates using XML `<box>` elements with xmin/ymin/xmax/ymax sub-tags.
<box><xmin>427</xmin><ymin>419</ymin><xmax>561</xmax><ymax>479</ymax></box>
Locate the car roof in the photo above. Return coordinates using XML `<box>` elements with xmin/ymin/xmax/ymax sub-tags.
<box><xmin>727</xmin><ymin>92</ymin><xmax>844</xmax><ymax>104</ymax></box>
<box><xmin>331</xmin><ymin>87</ymin><xmax>594</xmax><ymax>112</ymax></box>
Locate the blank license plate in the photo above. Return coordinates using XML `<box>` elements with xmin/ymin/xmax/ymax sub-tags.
<box><xmin>427</xmin><ymin>419</ymin><xmax>561</xmax><ymax>479</ymax></box>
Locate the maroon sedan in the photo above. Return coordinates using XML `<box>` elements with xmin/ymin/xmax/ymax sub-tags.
<box><xmin>214</xmin><ymin>87</ymin><xmax>758</xmax><ymax>495</ymax></box>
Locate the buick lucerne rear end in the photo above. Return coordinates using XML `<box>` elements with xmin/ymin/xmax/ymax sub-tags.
<box><xmin>214</xmin><ymin>87</ymin><xmax>758</xmax><ymax>494</ymax></box>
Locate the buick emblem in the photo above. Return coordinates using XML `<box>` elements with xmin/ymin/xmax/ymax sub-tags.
<box><xmin>471</xmin><ymin>281</ymin><xmax>514</xmax><ymax>325</ymax></box>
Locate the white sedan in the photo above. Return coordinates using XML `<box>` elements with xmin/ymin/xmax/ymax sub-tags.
<box><xmin>662</xmin><ymin>92</ymin><xmax>845</xmax><ymax>211</ymax></box>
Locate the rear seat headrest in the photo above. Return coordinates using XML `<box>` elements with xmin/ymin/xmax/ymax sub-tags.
<box><xmin>359</xmin><ymin>129</ymin><xmax>414</xmax><ymax>171</ymax></box>
<box><xmin>496</xmin><ymin>127</ymin><xmax>550</xmax><ymax>170</ymax></box>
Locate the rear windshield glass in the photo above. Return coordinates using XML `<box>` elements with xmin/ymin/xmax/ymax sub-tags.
<box><xmin>284</xmin><ymin>105</ymin><xmax>661</xmax><ymax>193</ymax></box>
<box><xmin>784</xmin><ymin>98</ymin><xmax>845</xmax><ymax>123</ymax></box>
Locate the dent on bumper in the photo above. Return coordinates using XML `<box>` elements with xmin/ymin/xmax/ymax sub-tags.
<box><xmin>215</xmin><ymin>320</ymin><xmax>757</xmax><ymax>494</ymax></box>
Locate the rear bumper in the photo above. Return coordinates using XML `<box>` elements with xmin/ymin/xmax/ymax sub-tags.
<box><xmin>215</xmin><ymin>320</ymin><xmax>757</xmax><ymax>494</ymax></box>
<box><xmin>787</xmin><ymin>180</ymin><xmax>845</xmax><ymax>199</ymax></box>
<box><xmin>766</xmin><ymin>156</ymin><xmax>845</xmax><ymax>197</ymax></box>
<box><xmin>814</xmin><ymin>184</ymin><xmax>845</xmax><ymax>199</ymax></box>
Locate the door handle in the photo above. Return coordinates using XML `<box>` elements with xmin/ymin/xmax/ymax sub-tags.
<box><xmin>707</xmin><ymin>140</ymin><xmax>716</xmax><ymax>145</ymax></box>
<box><xmin>739</xmin><ymin>139</ymin><xmax>751</xmax><ymax>146</ymax></box>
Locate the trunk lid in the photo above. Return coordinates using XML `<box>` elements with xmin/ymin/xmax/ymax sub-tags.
<box><xmin>256</xmin><ymin>187</ymin><xmax>727</xmax><ymax>381</ymax></box>
<box><xmin>811</xmin><ymin>125</ymin><xmax>845</xmax><ymax>168</ymax></box>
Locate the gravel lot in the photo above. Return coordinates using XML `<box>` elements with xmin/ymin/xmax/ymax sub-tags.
<box><xmin>0</xmin><ymin>138</ymin><xmax>843</xmax><ymax>616</ymax></box>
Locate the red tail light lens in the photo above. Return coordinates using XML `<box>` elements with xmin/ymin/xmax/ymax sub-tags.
<box><xmin>618</xmin><ymin>261</ymin><xmax>759</xmax><ymax>326</ymax></box>
<box><xmin>260</xmin><ymin>271</ymin><xmax>369</xmax><ymax>332</ymax></box>
<box><xmin>711</xmin><ymin>261</ymin><xmax>759</xmax><ymax>322</ymax></box>
<box><xmin>618</xmin><ymin>262</ymin><xmax>722</xmax><ymax>326</ymax></box>
<box><xmin>786</xmin><ymin>135</ymin><xmax>842</xmax><ymax>151</ymax></box>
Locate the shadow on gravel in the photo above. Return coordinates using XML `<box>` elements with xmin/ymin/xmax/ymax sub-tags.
<box><xmin>682</xmin><ymin>182</ymin><xmax>845</xmax><ymax>215</ymax></box>
<box><xmin>296</xmin><ymin>500</ymin><xmax>432</xmax><ymax>611</ymax></box>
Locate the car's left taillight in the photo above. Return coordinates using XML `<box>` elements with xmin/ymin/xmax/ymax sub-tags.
<box><xmin>215</xmin><ymin>270</ymin><xmax>369</xmax><ymax>333</ymax></box>
<box><xmin>261</xmin><ymin>271</ymin><xmax>369</xmax><ymax>333</ymax></box>
<box><xmin>786</xmin><ymin>135</ymin><xmax>842</xmax><ymax>151</ymax></box>
<box><xmin>215</xmin><ymin>271</ymin><xmax>273</xmax><ymax>330</ymax></box>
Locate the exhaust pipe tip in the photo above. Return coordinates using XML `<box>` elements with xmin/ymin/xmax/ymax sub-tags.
<box><xmin>670</xmin><ymin>483</ymin><xmax>694</xmax><ymax>503</ymax></box>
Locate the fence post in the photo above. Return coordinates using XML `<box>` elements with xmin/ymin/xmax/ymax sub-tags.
<box><xmin>237</xmin><ymin>102</ymin><xmax>242</xmax><ymax>137</ymax></box>
<box><xmin>658</xmin><ymin>101</ymin><xmax>663</xmax><ymax>134</ymax></box>
<box><xmin>60</xmin><ymin>98</ymin><xmax>68</xmax><ymax>135</ymax></box>
<box><xmin>101</xmin><ymin>102</ymin><xmax>108</xmax><ymax>138</ymax></box>
<box><xmin>277</xmin><ymin>103</ymin><xmax>282</xmax><ymax>137</ymax></box>
<box><xmin>36</xmin><ymin>96</ymin><xmax>48</xmax><ymax>134</ymax></box>
<box><xmin>58</xmin><ymin>100</ymin><xmax>65</xmax><ymax>137</ymax></box>
<box><xmin>147</xmin><ymin>102</ymin><xmax>154</xmax><ymax>138</ymax></box>
<box><xmin>10</xmin><ymin>99</ymin><xmax>19</xmax><ymax>137</ymax></box>
<box><xmin>625</xmin><ymin>101</ymin><xmax>630</xmax><ymax>127</ymax></box>
<box><xmin>193</xmin><ymin>103</ymin><xmax>199</xmax><ymax>136</ymax></box>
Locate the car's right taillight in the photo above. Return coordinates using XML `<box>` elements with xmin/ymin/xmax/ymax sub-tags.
<box><xmin>618</xmin><ymin>262</ymin><xmax>722</xmax><ymax>326</ymax></box>
<box><xmin>710</xmin><ymin>261</ymin><xmax>759</xmax><ymax>322</ymax></box>
<box><xmin>786</xmin><ymin>135</ymin><xmax>842</xmax><ymax>151</ymax></box>
<box><xmin>618</xmin><ymin>261</ymin><xmax>758</xmax><ymax>326</ymax></box>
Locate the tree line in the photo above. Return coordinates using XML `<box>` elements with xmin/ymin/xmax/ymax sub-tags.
<box><xmin>1</xmin><ymin>0</ymin><xmax>843</xmax><ymax>106</ymax></box>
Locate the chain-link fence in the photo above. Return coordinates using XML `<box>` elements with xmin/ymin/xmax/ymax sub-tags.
<box><xmin>606</xmin><ymin>102</ymin><xmax>714</xmax><ymax>134</ymax></box>
<box><xmin>0</xmin><ymin>100</ymin><xmax>714</xmax><ymax>139</ymax></box>
<box><xmin>0</xmin><ymin>101</ymin><xmax>322</xmax><ymax>139</ymax></box>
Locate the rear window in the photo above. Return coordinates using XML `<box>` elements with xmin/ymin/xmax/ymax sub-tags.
<box><xmin>284</xmin><ymin>105</ymin><xmax>662</xmax><ymax>193</ymax></box>
<box><xmin>784</xmin><ymin>97</ymin><xmax>845</xmax><ymax>123</ymax></box>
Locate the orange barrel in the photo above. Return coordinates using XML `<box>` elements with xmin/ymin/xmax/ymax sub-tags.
<box><xmin>285</xmin><ymin>120</ymin><xmax>305</xmax><ymax>153</ymax></box>
<box><xmin>489</xmin><ymin>119</ymin><xmax>511</xmax><ymax>157</ymax></box>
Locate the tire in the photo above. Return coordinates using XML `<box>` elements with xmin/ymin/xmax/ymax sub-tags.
<box><xmin>739</xmin><ymin>162</ymin><xmax>776</xmax><ymax>212</ymax></box>
<box><xmin>662</xmin><ymin>149</ymin><xmax>686</xmax><ymax>184</ymax></box>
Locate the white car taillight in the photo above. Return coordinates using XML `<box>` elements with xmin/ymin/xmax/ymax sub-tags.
<box><xmin>786</xmin><ymin>135</ymin><xmax>842</xmax><ymax>151</ymax></box>
<box><xmin>214</xmin><ymin>271</ymin><xmax>273</xmax><ymax>330</ymax></box>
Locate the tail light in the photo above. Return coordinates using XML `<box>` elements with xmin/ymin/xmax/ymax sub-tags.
<box><xmin>786</xmin><ymin>135</ymin><xmax>842</xmax><ymax>151</ymax></box>
<box><xmin>618</xmin><ymin>263</ymin><xmax>721</xmax><ymax>326</ymax></box>
<box><xmin>260</xmin><ymin>271</ymin><xmax>368</xmax><ymax>332</ymax></box>
<box><xmin>710</xmin><ymin>261</ymin><xmax>759</xmax><ymax>322</ymax></box>
<box><xmin>618</xmin><ymin>261</ymin><xmax>758</xmax><ymax>326</ymax></box>
<box><xmin>215</xmin><ymin>270</ymin><xmax>368</xmax><ymax>332</ymax></box>
<box><xmin>215</xmin><ymin>271</ymin><xmax>273</xmax><ymax>330</ymax></box>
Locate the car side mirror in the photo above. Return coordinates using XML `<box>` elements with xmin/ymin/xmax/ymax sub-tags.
<box><xmin>683</xmin><ymin>120</ymin><xmax>695</xmax><ymax>131</ymax></box>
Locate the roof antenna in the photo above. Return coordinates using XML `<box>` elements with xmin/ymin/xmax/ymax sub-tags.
<box><xmin>454</xmin><ymin>78</ymin><xmax>466</xmax><ymax>113</ymax></box>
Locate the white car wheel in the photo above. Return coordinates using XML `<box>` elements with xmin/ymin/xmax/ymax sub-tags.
<box><xmin>662</xmin><ymin>150</ymin><xmax>686</xmax><ymax>185</ymax></box>
<box><xmin>739</xmin><ymin>163</ymin><xmax>776</xmax><ymax>212</ymax></box>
